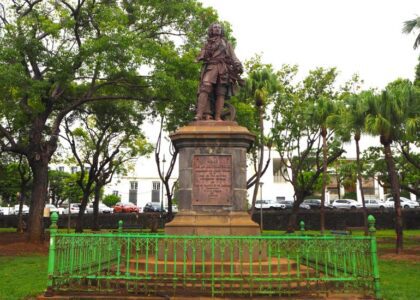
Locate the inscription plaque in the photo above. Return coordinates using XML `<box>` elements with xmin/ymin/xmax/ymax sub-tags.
<box><xmin>192</xmin><ymin>155</ymin><xmax>232</xmax><ymax>205</ymax></box>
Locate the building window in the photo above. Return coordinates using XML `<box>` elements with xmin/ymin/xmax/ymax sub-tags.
<box><xmin>152</xmin><ymin>181</ymin><xmax>161</xmax><ymax>203</ymax></box>
<box><xmin>273</xmin><ymin>158</ymin><xmax>288</xmax><ymax>183</ymax></box>
<box><xmin>58</xmin><ymin>166</ymin><xmax>65</xmax><ymax>172</ymax></box>
<box><xmin>129</xmin><ymin>181</ymin><xmax>138</xmax><ymax>204</ymax></box>
<box><xmin>71</xmin><ymin>166</ymin><xmax>78</xmax><ymax>174</ymax></box>
<box><xmin>112</xmin><ymin>190</ymin><xmax>119</xmax><ymax>196</ymax></box>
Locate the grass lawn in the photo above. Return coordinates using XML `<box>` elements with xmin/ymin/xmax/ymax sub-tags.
<box><xmin>0</xmin><ymin>229</ymin><xmax>418</xmax><ymax>299</ymax></box>
<box><xmin>380</xmin><ymin>259</ymin><xmax>420</xmax><ymax>300</ymax></box>
<box><xmin>0</xmin><ymin>256</ymin><xmax>48</xmax><ymax>300</ymax></box>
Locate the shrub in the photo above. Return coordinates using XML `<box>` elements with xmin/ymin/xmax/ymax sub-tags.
<box><xmin>103</xmin><ymin>194</ymin><xmax>121</xmax><ymax>207</ymax></box>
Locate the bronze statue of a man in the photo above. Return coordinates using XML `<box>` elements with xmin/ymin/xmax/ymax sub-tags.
<box><xmin>194</xmin><ymin>23</ymin><xmax>243</xmax><ymax>121</ymax></box>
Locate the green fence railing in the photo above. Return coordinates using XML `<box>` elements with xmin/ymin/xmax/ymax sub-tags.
<box><xmin>46</xmin><ymin>213</ymin><xmax>381</xmax><ymax>298</ymax></box>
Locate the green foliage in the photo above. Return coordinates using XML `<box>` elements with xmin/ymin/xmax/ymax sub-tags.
<box><xmin>0</xmin><ymin>155</ymin><xmax>32</xmax><ymax>205</ymax></box>
<box><xmin>48</xmin><ymin>170</ymin><xmax>72</xmax><ymax>206</ymax></box>
<box><xmin>365</xmin><ymin>79</ymin><xmax>419</xmax><ymax>144</ymax></box>
<box><xmin>343</xmin><ymin>192</ymin><xmax>357</xmax><ymax>200</ymax></box>
<box><xmin>363</xmin><ymin>146</ymin><xmax>420</xmax><ymax>196</ymax></box>
<box><xmin>102</xmin><ymin>194</ymin><xmax>120</xmax><ymax>207</ymax></box>
<box><xmin>271</xmin><ymin>65</ymin><xmax>344</xmax><ymax>202</ymax></box>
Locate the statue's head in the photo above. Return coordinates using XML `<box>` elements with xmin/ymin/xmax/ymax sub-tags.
<box><xmin>207</xmin><ymin>23</ymin><xmax>224</xmax><ymax>37</ymax></box>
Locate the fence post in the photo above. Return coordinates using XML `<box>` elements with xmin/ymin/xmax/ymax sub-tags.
<box><xmin>45</xmin><ymin>212</ymin><xmax>58</xmax><ymax>296</ymax></box>
<box><xmin>299</xmin><ymin>220</ymin><xmax>305</xmax><ymax>236</ymax></box>
<box><xmin>116</xmin><ymin>219</ymin><xmax>123</xmax><ymax>276</ymax></box>
<box><xmin>368</xmin><ymin>215</ymin><xmax>382</xmax><ymax>299</ymax></box>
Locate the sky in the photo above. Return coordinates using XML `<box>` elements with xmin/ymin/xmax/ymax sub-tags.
<box><xmin>200</xmin><ymin>0</ymin><xmax>420</xmax><ymax>90</ymax></box>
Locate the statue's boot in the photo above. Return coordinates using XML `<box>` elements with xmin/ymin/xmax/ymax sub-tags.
<box><xmin>214</xmin><ymin>96</ymin><xmax>225</xmax><ymax>121</ymax></box>
<box><xmin>194</xmin><ymin>92</ymin><xmax>209</xmax><ymax>120</ymax></box>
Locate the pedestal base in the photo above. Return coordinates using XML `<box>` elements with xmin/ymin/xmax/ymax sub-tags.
<box><xmin>165</xmin><ymin>211</ymin><xmax>261</xmax><ymax>236</ymax></box>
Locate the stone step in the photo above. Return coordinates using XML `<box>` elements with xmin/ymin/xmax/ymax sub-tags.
<box><xmin>120</xmin><ymin>257</ymin><xmax>302</xmax><ymax>274</ymax></box>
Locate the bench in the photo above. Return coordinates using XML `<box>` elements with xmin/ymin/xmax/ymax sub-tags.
<box><xmin>330</xmin><ymin>230</ymin><xmax>351</xmax><ymax>236</ymax></box>
<box><xmin>345</xmin><ymin>226</ymin><xmax>368</xmax><ymax>235</ymax></box>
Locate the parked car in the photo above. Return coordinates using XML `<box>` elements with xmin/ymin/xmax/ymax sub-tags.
<box><xmin>86</xmin><ymin>203</ymin><xmax>112</xmax><ymax>214</ymax></box>
<box><xmin>302</xmin><ymin>199</ymin><xmax>332</xmax><ymax>209</ymax></box>
<box><xmin>364</xmin><ymin>199</ymin><xmax>386</xmax><ymax>210</ymax></box>
<box><xmin>63</xmin><ymin>203</ymin><xmax>81</xmax><ymax>214</ymax></box>
<box><xmin>143</xmin><ymin>202</ymin><xmax>166</xmax><ymax>213</ymax></box>
<box><xmin>302</xmin><ymin>199</ymin><xmax>322</xmax><ymax>209</ymax></box>
<box><xmin>113</xmin><ymin>202</ymin><xmax>139</xmax><ymax>213</ymax></box>
<box><xmin>331</xmin><ymin>199</ymin><xmax>362</xmax><ymax>210</ymax></box>
<box><xmin>255</xmin><ymin>200</ymin><xmax>286</xmax><ymax>210</ymax></box>
<box><xmin>45</xmin><ymin>204</ymin><xmax>64</xmax><ymax>215</ymax></box>
<box><xmin>13</xmin><ymin>204</ymin><xmax>29</xmax><ymax>215</ymax></box>
<box><xmin>278</xmin><ymin>200</ymin><xmax>310</xmax><ymax>210</ymax></box>
<box><xmin>384</xmin><ymin>197</ymin><xmax>420</xmax><ymax>209</ymax></box>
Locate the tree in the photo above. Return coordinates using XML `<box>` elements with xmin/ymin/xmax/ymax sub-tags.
<box><xmin>304</xmin><ymin>68</ymin><xmax>338</xmax><ymax>233</ymax></box>
<box><xmin>403</xmin><ymin>16</ymin><xmax>420</xmax><ymax>50</ymax></box>
<box><xmin>102</xmin><ymin>194</ymin><xmax>120</xmax><ymax>208</ymax></box>
<box><xmin>0</xmin><ymin>153</ymin><xmax>31</xmax><ymax>232</ymax></box>
<box><xmin>0</xmin><ymin>0</ymin><xmax>218</xmax><ymax>242</ymax></box>
<box><xmin>271</xmin><ymin>65</ymin><xmax>344</xmax><ymax>232</ymax></box>
<box><xmin>338</xmin><ymin>89</ymin><xmax>372</xmax><ymax>233</ymax></box>
<box><xmin>365</xmin><ymin>79</ymin><xmax>419</xmax><ymax>253</ymax></box>
<box><xmin>48</xmin><ymin>169</ymin><xmax>72</xmax><ymax>207</ymax></box>
<box><xmin>155</xmin><ymin>116</ymin><xmax>178</xmax><ymax>219</ymax></box>
<box><xmin>363</xmin><ymin>147</ymin><xmax>419</xmax><ymax>198</ymax></box>
<box><xmin>61</xmin><ymin>101</ymin><xmax>153</xmax><ymax>232</ymax></box>
<box><xmin>235</xmin><ymin>56</ymin><xmax>280</xmax><ymax>216</ymax></box>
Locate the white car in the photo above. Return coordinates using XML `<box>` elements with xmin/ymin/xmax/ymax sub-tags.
<box><xmin>63</xmin><ymin>203</ymin><xmax>81</xmax><ymax>214</ymax></box>
<box><xmin>364</xmin><ymin>199</ymin><xmax>386</xmax><ymax>210</ymax></box>
<box><xmin>255</xmin><ymin>200</ymin><xmax>286</xmax><ymax>210</ymax></box>
<box><xmin>86</xmin><ymin>203</ymin><xmax>112</xmax><ymax>214</ymax></box>
<box><xmin>13</xmin><ymin>204</ymin><xmax>29</xmax><ymax>215</ymax></box>
<box><xmin>385</xmin><ymin>197</ymin><xmax>419</xmax><ymax>209</ymax></box>
<box><xmin>331</xmin><ymin>199</ymin><xmax>362</xmax><ymax>210</ymax></box>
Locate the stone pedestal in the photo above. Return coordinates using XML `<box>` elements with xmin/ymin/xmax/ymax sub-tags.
<box><xmin>165</xmin><ymin>121</ymin><xmax>260</xmax><ymax>235</ymax></box>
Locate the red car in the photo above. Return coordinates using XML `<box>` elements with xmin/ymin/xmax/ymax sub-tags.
<box><xmin>113</xmin><ymin>202</ymin><xmax>139</xmax><ymax>213</ymax></box>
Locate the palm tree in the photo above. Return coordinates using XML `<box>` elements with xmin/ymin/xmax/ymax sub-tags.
<box><xmin>342</xmin><ymin>92</ymin><xmax>371</xmax><ymax>234</ymax></box>
<box><xmin>402</xmin><ymin>16</ymin><xmax>420</xmax><ymax>49</ymax></box>
<box><xmin>306</xmin><ymin>96</ymin><xmax>336</xmax><ymax>234</ymax></box>
<box><xmin>365</xmin><ymin>79</ymin><xmax>418</xmax><ymax>254</ymax></box>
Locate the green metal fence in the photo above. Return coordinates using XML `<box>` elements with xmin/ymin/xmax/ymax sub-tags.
<box><xmin>46</xmin><ymin>213</ymin><xmax>381</xmax><ymax>298</ymax></box>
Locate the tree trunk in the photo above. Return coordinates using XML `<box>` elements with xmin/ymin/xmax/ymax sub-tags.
<box><xmin>382</xmin><ymin>139</ymin><xmax>403</xmax><ymax>254</ymax></box>
<box><xmin>165</xmin><ymin>182</ymin><xmax>173</xmax><ymax>219</ymax></box>
<box><xmin>17</xmin><ymin>192</ymin><xmax>25</xmax><ymax>234</ymax></box>
<box><xmin>355</xmin><ymin>135</ymin><xmax>368</xmax><ymax>235</ymax></box>
<box><xmin>320</xmin><ymin>128</ymin><xmax>328</xmax><ymax>234</ymax></box>
<box><xmin>75</xmin><ymin>190</ymin><xmax>91</xmax><ymax>233</ymax></box>
<box><xmin>287</xmin><ymin>192</ymin><xmax>305</xmax><ymax>233</ymax></box>
<box><xmin>250</xmin><ymin>105</ymin><xmax>264</xmax><ymax>217</ymax></box>
<box><xmin>27</xmin><ymin>160</ymin><xmax>49</xmax><ymax>243</ymax></box>
<box><xmin>91</xmin><ymin>185</ymin><xmax>101</xmax><ymax>231</ymax></box>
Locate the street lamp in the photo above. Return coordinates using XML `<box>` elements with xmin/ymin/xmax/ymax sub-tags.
<box><xmin>161</xmin><ymin>154</ymin><xmax>166</xmax><ymax>212</ymax></box>
<box><xmin>259</xmin><ymin>182</ymin><xmax>264</xmax><ymax>231</ymax></box>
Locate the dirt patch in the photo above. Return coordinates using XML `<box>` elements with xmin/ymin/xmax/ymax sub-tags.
<box><xmin>378</xmin><ymin>245</ymin><xmax>420</xmax><ymax>262</ymax></box>
<box><xmin>0</xmin><ymin>232</ymin><xmax>49</xmax><ymax>256</ymax></box>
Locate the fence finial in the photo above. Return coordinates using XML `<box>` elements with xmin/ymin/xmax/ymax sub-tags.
<box><xmin>299</xmin><ymin>220</ymin><xmax>305</xmax><ymax>234</ymax></box>
<box><xmin>118</xmin><ymin>220</ymin><xmax>123</xmax><ymax>233</ymax></box>
<box><xmin>368</xmin><ymin>215</ymin><xmax>376</xmax><ymax>236</ymax></box>
<box><xmin>50</xmin><ymin>212</ymin><xmax>58</xmax><ymax>230</ymax></box>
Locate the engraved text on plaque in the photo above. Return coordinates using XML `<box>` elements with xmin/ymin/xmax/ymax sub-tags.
<box><xmin>192</xmin><ymin>155</ymin><xmax>232</xmax><ymax>205</ymax></box>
